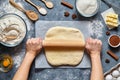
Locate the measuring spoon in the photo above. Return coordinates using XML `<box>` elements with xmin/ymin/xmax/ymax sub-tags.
<box><xmin>26</xmin><ymin>0</ymin><xmax>47</xmax><ymax>15</ymax></box>
<box><xmin>9</xmin><ymin>0</ymin><xmax>39</xmax><ymax>21</ymax></box>
<box><xmin>41</xmin><ymin>0</ymin><xmax>54</xmax><ymax>9</ymax></box>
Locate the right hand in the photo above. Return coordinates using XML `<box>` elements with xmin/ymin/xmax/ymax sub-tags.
<box><xmin>26</xmin><ymin>38</ymin><xmax>42</xmax><ymax>57</ymax></box>
<box><xmin>85</xmin><ymin>38</ymin><xmax>102</xmax><ymax>57</ymax></box>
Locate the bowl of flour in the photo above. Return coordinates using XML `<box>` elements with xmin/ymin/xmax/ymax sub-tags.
<box><xmin>0</xmin><ymin>14</ymin><xmax>27</xmax><ymax>47</ymax></box>
<box><xmin>76</xmin><ymin>0</ymin><xmax>100</xmax><ymax>17</ymax></box>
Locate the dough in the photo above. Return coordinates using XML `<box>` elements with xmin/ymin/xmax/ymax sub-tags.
<box><xmin>44</xmin><ymin>26</ymin><xmax>85</xmax><ymax>66</ymax></box>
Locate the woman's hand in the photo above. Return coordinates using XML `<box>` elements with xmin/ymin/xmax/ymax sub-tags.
<box><xmin>26</xmin><ymin>38</ymin><xmax>42</xmax><ymax>57</ymax></box>
<box><xmin>85</xmin><ymin>38</ymin><xmax>102</xmax><ymax>57</ymax></box>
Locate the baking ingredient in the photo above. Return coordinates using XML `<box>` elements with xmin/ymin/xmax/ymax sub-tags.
<box><xmin>2</xmin><ymin>58</ymin><xmax>11</xmax><ymax>67</ymax></box>
<box><xmin>42</xmin><ymin>0</ymin><xmax>54</xmax><ymax>9</ymax></box>
<box><xmin>25</xmin><ymin>10</ymin><xmax>39</xmax><ymax>21</ymax></box>
<box><xmin>117</xmin><ymin>77</ymin><xmax>120</xmax><ymax>80</ymax></box>
<box><xmin>113</xmin><ymin>78</ymin><xmax>116</xmax><ymax>80</ymax></box>
<box><xmin>61</xmin><ymin>0</ymin><xmax>73</xmax><ymax>9</ymax></box>
<box><xmin>64</xmin><ymin>11</ymin><xmax>70</xmax><ymax>17</ymax></box>
<box><xmin>106</xmin><ymin>13</ymin><xmax>118</xmax><ymax>28</ymax></box>
<box><xmin>38</xmin><ymin>7</ymin><xmax>47</xmax><ymax>15</ymax></box>
<box><xmin>45</xmin><ymin>1</ymin><xmax>54</xmax><ymax>9</ymax></box>
<box><xmin>0</xmin><ymin>14</ymin><xmax>26</xmax><ymax>46</ymax></box>
<box><xmin>76</xmin><ymin>0</ymin><xmax>98</xmax><ymax>16</ymax></box>
<box><xmin>26</xmin><ymin>0</ymin><xmax>47</xmax><ymax>15</ymax></box>
<box><xmin>106</xmin><ymin>31</ymin><xmax>110</xmax><ymax>36</ymax></box>
<box><xmin>44</xmin><ymin>26</ymin><xmax>85</xmax><ymax>66</ymax></box>
<box><xmin>107</xmin><ymin>50</ymin><xmax>119</xmax><ymax>61</ymax></box>
<box><xmin>105</xmin><ymin>59</ymin><xmax>110</xmax><ymax>63</ymax></box>
<box><xmin>118</xmin><ymin>67</ymin><xmax>120</xmax><ymax>72</ymax></box>
<box><xmin>112</xmin><ymin>70</ymin><xmax>120</xmax><ymax>78</ymax></box>
<box><xmin>0</xmin><ymin>55</ymin><xmax>13</xmax><ymax>72</ymax></box>
<box><xmin>72</xmin><ymin>14</ymin><xmax>77</xmax><ymax>19</ymax></box>
<box><xmin>89</xmin><ymin>20</ymin><xmax>104</xmax><ymax>38</ymax></box>
<box><xmin>105</xmin><ymin>74</ymin><xmax>113</xmax><ymax>80</ymax></box>
<box><xmin>109</xmin><ymin>35</ymin><xmax>120</xmax><ymax>47</ymax></box>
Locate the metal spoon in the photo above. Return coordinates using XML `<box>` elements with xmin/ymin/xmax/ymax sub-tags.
<box><xmin>41</xmin><ymin>0</ymin><xmax>54</xmax><ymax>9</ymax></box>
<box><xmin>26</xmin><ymin>0</ymin><xmax>47</xmax><ymax>15</ymax></box>
<box><xmin>9</xmin><ymin>0</ymin><xmax>39</xmax><ymax>21</ymax></box>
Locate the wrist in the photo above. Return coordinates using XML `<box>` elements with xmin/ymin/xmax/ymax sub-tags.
<box><xmin>90</xmin><ymin>52</ymin><xmax>101</xmax><ymax>59</ymax></box>
<box><xmin>25</xmin><ymin>52</ymin><xmax>36</xmax><ymax>60</ymax></box>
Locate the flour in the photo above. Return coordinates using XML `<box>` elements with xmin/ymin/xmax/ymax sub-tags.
<box><xmin>39</xmin><ymin>7</ymin><xmax>47</xmax><ymax>15</ymax></box>
<box><xmin>13</xmin><ymin>51</ymin><xmax>25</xmax><ymax>68</ymax></box>
<box><xmin>76</xmin><ymin>0</ymin><xmax>98</xmax><ymax>15</ymax></box>
<box><xmin>0</xmin><ymin>15</ymin><xmax>26</xmax><ymax>45</ymax></box>
<box><xmin>89</xmin><ymin>20</ymin><xmax>104</xmax><ymax>38</ymax></box>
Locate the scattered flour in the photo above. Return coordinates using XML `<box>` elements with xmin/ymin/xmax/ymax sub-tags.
<box><xmin>89</xmin><ymin>20</ymin><xmax>104</xmax><ymax>39</ymax></box>
<box><xmin>13</xmin><ymin>55</ymin><xmax>22</xmax><ymax>68</ymax></box>
<box><xmin>12</xmin><ymin>49</ymin><xmax>25</xmax><ymax>68</ymax></box>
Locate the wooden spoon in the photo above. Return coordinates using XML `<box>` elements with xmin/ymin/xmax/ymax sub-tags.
<box><xmin>9</xmin><ymin>0</ymin><xmax>39</xmax><ymax>21</ymax></box>
<box><xmin>26</xmin><ymin>0</ymin><xmax>47</xmax><ymax>15</ymax></box>
<box><xmin>41</xmin><ymin>0</ymin><xmax>54</xmax><ymax>9</ymax></box>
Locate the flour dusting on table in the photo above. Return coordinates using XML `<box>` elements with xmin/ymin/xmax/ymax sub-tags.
<box><xmin>89</xmin><ymin>20</ymin><xmax>104</xmax><ymax>38</ymax></box>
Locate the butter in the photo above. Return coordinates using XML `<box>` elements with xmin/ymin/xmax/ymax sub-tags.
<box><xmin>107</xmin><ymin>13</ymin><xmax>118</xmax><ymax>19</ymax></box>
<box><xmin>105</xmin><ymin>13</ymin><xmax>118</xmax><ymax>28</ymax></box>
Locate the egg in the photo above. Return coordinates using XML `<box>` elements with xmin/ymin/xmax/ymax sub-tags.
<box><xmin>118</xmin><ymin>67</ymin><xmax>120</xmax><ymax>72</ymax></box>
<box><xmin>113</xmin><ymin>77</ymin><xmax>117</xmax><ymax>80</ymax></box>
<box><xmin>112</xmin><ymin>70</ymin><xmax>120</xmax><ymax>78</ymax></box>
<box><xmin>117</xmin><ymin>77</ymin><xmax>120</xmax><ymax>80</ymax></box>
<box><xmin>105</xmin><ymin>74</ymin><xmax>113</xmax><ymax>80</ymax></box>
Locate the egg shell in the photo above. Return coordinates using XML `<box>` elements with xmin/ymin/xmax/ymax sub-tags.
<box><xmin>117</xmin><ymin>77</ymin><xmax>120</xmax><ymax>80</ymax></box>
<box><xmin>113</xmin><ymin>77</ymin><xmax>117</xmax><ymax>80</ymax></box>
<box><xmin>118</xmin><ymin>67</ymin><xmax>120</xmax><ymax>72</ymax></box>
<box><xmin>112</xmin><ymin>70</ymin><xmax>120</xmax><ymax>78</ymax></box>
<box><xmin>105</xmin><ymin>74</ymin><xmax>113</xmax><ymax>80</ymax></box>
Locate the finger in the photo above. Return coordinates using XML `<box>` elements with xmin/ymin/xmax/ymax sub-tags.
<box><xmin>94</xmin><ymin>39</ymin><xmax>98</xmax><ymax>44</ymax></box>
<box><xmin>86</xmin><ymin>37</ymin><xmax>92</xmax><ymax>44</ymax></box>
<box><xmin>89</xmin><ymin>38</ymin><xmax>94</xmax><ymax>45</ymax></box>
<box><xmin>97</xmin><ymin>40</ymin><xmax>102</xmax><ymax>45</ymax></box>
<box><xmin>26</xmin><ymin>39</ymin><xmax>31</xmax><ymax>45</ymax></box>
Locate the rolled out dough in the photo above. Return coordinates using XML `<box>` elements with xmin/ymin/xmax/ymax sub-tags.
<box><xmin>44</xmin><ymin>26</ymin><xmax>85</xmax><ymax>66</ymax></box>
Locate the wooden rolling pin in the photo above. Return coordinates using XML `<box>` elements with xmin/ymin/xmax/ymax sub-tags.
<box><xmin>42</xmin><ymin>40</ymin><xmax>85</xmax><ymax>48</ymax></box>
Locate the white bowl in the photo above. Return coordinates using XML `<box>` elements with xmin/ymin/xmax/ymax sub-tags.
<box><xmin>0</xmin><ymin>14</ymin><xmax>27</xmax><ymax>47</ymax></box>
<box><xmin>76</xmin><ymin>0</ymin><xmax>100</xmax><ymax>17</ymax></box>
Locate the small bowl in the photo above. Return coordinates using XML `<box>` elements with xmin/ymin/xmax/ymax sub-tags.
<box><xmin>108</xmin><ymin>34</ymin><xmax>120</xmax><ymax>48</ymax></box>
<box><xmin>76</xmin><ymin>0</ymin><xmax>100</xmax><ymax>17</ymax></box>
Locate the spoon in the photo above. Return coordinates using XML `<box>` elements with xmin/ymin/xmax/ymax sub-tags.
<box><xmin>41</xmin><ymin>0</ymin><xmax>54</xmax><ymax>9</ymax></box>
<box><xmin>9</xmin><ymin>0</ymin><xmax>39</xmax><ymax>21</ymax></box>
<box><xmin>26</xmin><ymin>0</ymin><xmax>47</xmax><ymax>15</ymax></box>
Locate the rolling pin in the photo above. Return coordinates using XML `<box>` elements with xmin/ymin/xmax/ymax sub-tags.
<box><xmin>42</xmin><ymin>40</ymin><xmax>85</xmax><ymax>48</ymax></box>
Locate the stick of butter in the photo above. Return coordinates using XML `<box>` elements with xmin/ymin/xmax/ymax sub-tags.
<box><xmin>105</xmin><ymin>13</ymin><xmax>118</xmax><ymax>28</ymax></box>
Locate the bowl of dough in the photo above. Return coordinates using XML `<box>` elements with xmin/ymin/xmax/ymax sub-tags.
<box><xmin>0</xmin><ymin>14</ymin><xmax>27</xmax><ymax>47</ymax></box>
<box><xmin>76</xmin><ymin>0</ymin><xmax>100</xmax><ymax>17</ymax></box>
